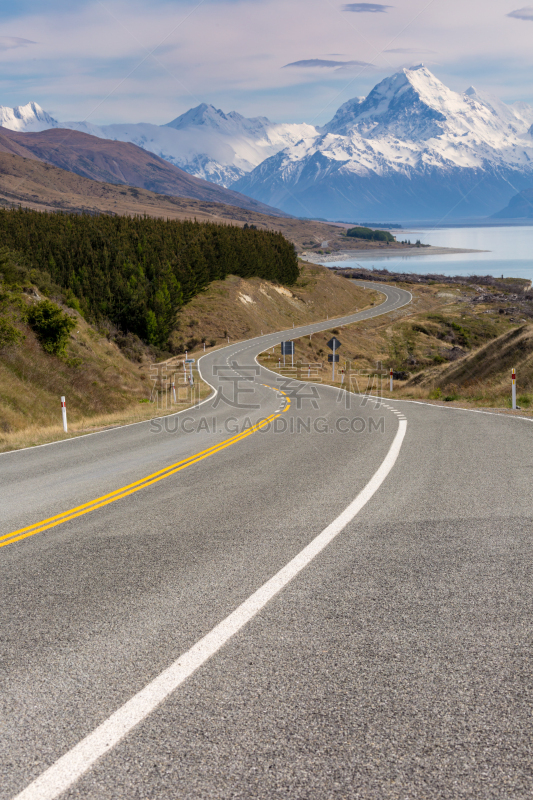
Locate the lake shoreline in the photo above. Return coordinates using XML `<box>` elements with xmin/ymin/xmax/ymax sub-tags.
<box><xmin>301</xmin><ymin>245</ymin><xmax>487</xmax><ymax>264</ymax></box>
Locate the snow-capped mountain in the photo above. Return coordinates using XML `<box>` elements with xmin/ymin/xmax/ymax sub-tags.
<box><xmin>0</xmin><ymin>100</ymin><xmax>316</xmax><ymax>188</ymax></box>
<box><xmin>0</xmin><ymin>102</ymin><xmax>58</xmax><ymax>132</ymax></box>
<box><xmin>4</xmin><ymin>67</ymin><xmax>533</xmax><ymax>219</ymax></box>
<box><xmin>93</xmin><ymin>105</ymin><xmax>316</xmax><ymax>186</ymax></box>
<box><xmin>234</xmin><ymin>65</ymin><xmax>533</xmax><ymax>220</ymax></box>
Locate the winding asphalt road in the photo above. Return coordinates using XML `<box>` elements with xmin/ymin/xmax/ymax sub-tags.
<box><xmin>2</xmin><ymin>282</ymin><xmax>533</xmax><ymax>799</ymax></box>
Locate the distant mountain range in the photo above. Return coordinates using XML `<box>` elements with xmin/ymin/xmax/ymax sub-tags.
<box><xmin>0</xmin><ymin>127</ymin><xmax>289</xmax><ymax>217</ymax></box>
<box><xmin>493</xmin><ymin>188</ymin><xmax>533</xmax><ymax>219</ymax></box>
<box><xmin>3</xmin><ymin>65</ymin><xmax>533</xmax><ymax>220</ymax></box>
<box><xmin>0</xmin><ymin>101</ymin><xmax>315</xmax><ymax>188</ymax></box>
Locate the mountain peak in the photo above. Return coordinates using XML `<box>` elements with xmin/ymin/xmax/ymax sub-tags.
<box><xmin>164</xmin><ymin>103</ymin><xmax>273</xmax><ymax>137</ymax></box>
<box><xmin>165</xmin><ymin>103</ymin><xmax>228</xmax><ymax>130</ymax></box>
<box><xmin>0</xmin><ymin>101</ymin><xmax>58</xmax><ymax>131</ymax></box>
<box><xmin>323</xmin><ymin>65</ymin><xmax>469</xmax><ymax>140</ymax></box>
<box><xmin>404</xmin><ymin>63</ymin><xmax>430</xmax><ymax>75</ymax></box>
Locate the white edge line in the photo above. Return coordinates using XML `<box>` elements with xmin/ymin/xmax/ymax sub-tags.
<box><xmin>12</xmin><ymin>418</ymin><xmax>407</xmax><ymax>800</ymax></box>
<box><xmin>360</xmin><ymin>394</ymin><xmax>533</xmax><ymax>424</ymax></box>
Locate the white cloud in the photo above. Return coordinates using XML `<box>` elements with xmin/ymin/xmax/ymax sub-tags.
<box><xmin>342</xmin><ymin>3</ymin><xmax>393</xmax><ymax>11</ymax></box>
<box><xmin>507</xmin><ymin>7</ymin><xmax>533</xmax><ymax>20</ymax></box>
<box><xmin>385</xmin><ymin>47</ymin><xmax>436</xmax><ymax>54</ymax></box>
<box><xmin>0</xmin><ymin>36</ymin><xmax>36</xmax><ymax>50</ymax></box>
<box><xmin>0</xmin><ymin>0</ymin><xmax>532</xmax><ymax>124</ymax></box>
<box><xmin>284</xmin><ymin>58</ymin><xmax>372</xmax><ymax>68</ymax></box>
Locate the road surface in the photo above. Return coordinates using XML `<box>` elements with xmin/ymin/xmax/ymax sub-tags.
<box><xmin>2</xmin><ymin>282</ymin><xmax>533</xmax><ymax>800</ymax></box>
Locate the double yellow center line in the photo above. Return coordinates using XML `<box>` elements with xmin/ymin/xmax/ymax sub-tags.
<box><xmin>2</xmin><ymin>388</ymin><xmax>290</xmax><ymax>549</ymax></box>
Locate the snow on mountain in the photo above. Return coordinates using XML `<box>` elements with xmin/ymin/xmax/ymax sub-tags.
<box><xmin>4</xmin><ymin>69</ymin><xmax>533</xmax><ymax>218</ymax></box>
<box><xmin>60</xmin><ymin>104</ymin><xmax>317</xmax><ymax>187</ymax></box>
<box><xmin>165</xmin><ymin>103</ymin><xmax>271</xmax><ymax>136</ymax></box>
<box><xmin>0</xmin><ymin>99</ymin><xmax>316</xmax><ymax>188</ymax></box>
<box><xmin>0</xmin><ymin>102</ymin><xmax>58</xmax><ymax>132</ymax></box>
<box><xmin>234</xmin><ymin>65</ymin><xmax>533</xmax><ymax>220</ymax></box>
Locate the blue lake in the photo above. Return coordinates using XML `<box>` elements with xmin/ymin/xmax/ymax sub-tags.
<box><xmin>316</xmin><ymin>225</ymin><xmax>533</xmax><ymax>283</ymax></box>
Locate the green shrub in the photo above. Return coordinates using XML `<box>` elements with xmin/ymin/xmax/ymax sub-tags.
<box><xmin>429</xmin><ymin>387</ymin><xmax>442</xmax><ymax>399</ymax></box>
<box><xmin>346</xmin><ymin>226</ymin><xmax>395</xmax><ymax>243</ymax></box>
<box><xmin>64</xmin><ymin>290</ymin><xmax>84</xmax><ymax>316</ymax></box>
<box><xmin>26</xmin><ymin>300</ymin><xmax>76</xmax><ymax>356</ymax></box>
<box><xmin>0</xmin><ymin>317</ymin><xmax>23</xmax><ymax>350</ymax></box>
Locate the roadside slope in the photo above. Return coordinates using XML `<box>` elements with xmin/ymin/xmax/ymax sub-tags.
<box><xmin>406</xmin><ymin>322</ymin><xmax>533</xmax><ymax>403</ymax></box>
<box><xmin>0</xmin><ymin>263</ymin><xmax>377</xmax><ymax>451</ymax></box>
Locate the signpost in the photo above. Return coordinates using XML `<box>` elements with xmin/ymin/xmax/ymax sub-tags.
<box><xmin>185</xmin><ymin>357</ymin><xmax>195</xmax><ymax>384</ymax></box>
<box><xmin>281</xmin><ymin>341</ymin><xmax>295</xmax><ymax>367</ymax></box>
<box><xmin>327</xmin><ymin>336</ymin><xmax>341</xmax><ymax>381</ymax></box>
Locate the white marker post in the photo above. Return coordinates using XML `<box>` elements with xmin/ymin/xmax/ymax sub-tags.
<box><xmin>390</xmin><ymin>367</ymin><xmax>393</xmax><ymax>392</ymax></box>
<box><xmin>171</xmin><ymin>379</ymin><xmax>176</xmax><ymax>404</ymax></box>
<box><xmin>61</xmin><ymin>396</ymin><xmax>68</xmax><ymax>432</ymax></box>
<box><xmin>512</xmin><ymin>367</ymin><xmax>517</xmax><ymax>409</ymax></box>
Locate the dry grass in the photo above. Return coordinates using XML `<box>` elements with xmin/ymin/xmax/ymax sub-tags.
<box><xmin>0</xmin><ymin>368</ymin><xmax>213</xmax><ymax>452</ymax></box>
<box><xmin>257</xmin><ymin>279</ymin><xmax>533</xmax><ymax>414</ymax></box>
<box><xmin>5</xmin><ymin>266</ymin><xmax>528</xmax><ymax>454</ymax></box>
<box><xmin>0</xmin><ymin>263</ymin><xmax>374</xmax><ymax>452</ymax></box>
<box><xmin>396</xmin><ymin>322</ymin><xmax>533</xmax><ymax>411</ymax></box>
<box><xmin>173</xmin><ymin>263</ymin><xmax>380</xmax><ymax>354</ymax></box>
<box><xmin>0</xmin><ymin>294</ymin><xmax>215</xmax><ymax>451</ymax></box>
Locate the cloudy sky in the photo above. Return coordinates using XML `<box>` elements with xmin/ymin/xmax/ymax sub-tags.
<box><xmin>1</xmin><ymin>0</ymin><xmax>533</xmax><ymax>125</ymax></box>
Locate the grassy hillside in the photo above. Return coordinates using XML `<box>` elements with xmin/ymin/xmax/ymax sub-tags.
<box><xmin>405</xmin><ymin>324</ymin><xmax>533</xmax><ymax>407</ymax></box>
<box><xmin>171</xmin><ymin>264</ymin><xmax>380</xmax><ymax>349</ymax></box>
<box><xmin>257</xmin><ymin>276</ymin><xmax>533</xmax><ymax>413</ymax></box>
<box><xmin>0</xmin><ymin>262</ymin><xmax>377</xmax><ymax>452</ymax></box>
<box><xmin>0</xmin><ymin>285</ymin><xmax>156</xmax><ymax>450</ymax></box>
